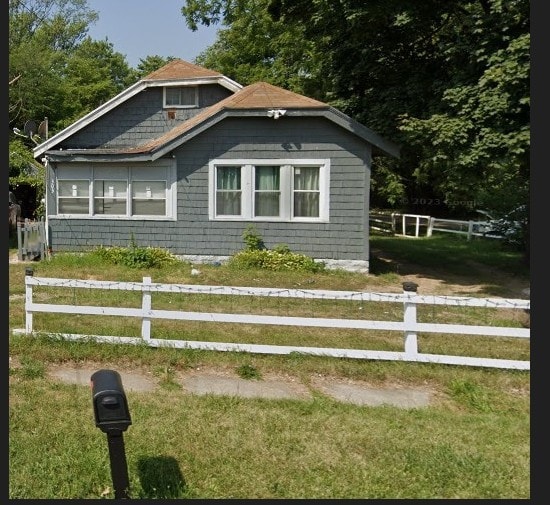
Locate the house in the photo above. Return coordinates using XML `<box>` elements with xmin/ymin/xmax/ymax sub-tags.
<box><xmin>33</xmin><ymin>59</ymin><xmax>399</xmax><ymax>272</ymax></box>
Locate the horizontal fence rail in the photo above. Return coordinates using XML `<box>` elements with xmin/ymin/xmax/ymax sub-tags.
<box><xmin>369</xmin><ymin>212</ymin><xmax>504</xmax><ymax>240</ymax></box>
<box><xmin>15</xmin><ymin>274</ymin><xmax>530</xmax><ymax>370</ymax></box>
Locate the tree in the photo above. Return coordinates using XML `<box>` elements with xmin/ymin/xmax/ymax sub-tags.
<box><xmin>185</xmin><ymin>0</ymin><xmax>324</xmax><ymax>97</ymax></box>
<box><xmin>56</xmin><ymin>37</ymin><xmax>136</xmax><ymax>128</ymax></box>
<box><xmin>9</xmin><ymin>0</ymin><xmax>98</xmax><ymax>130</ymax></box>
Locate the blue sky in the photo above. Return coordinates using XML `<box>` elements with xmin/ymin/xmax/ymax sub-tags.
<box><xmin>86</xmin><ymin>0</ymin><xmax>219</xmax><ymax>68</ymax></box>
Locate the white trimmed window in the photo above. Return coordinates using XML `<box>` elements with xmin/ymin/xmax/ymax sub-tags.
<box><xmin>164</xmin><ymin>86</ymin><xmax>198</xmax><ymax>108</ymax></box>
<box><xmin>55</xmin><ymin>165</ymin><xmax>176</xmax><ymax>219</ymax></box>
<box><xmin>209</xmin><ymin>158</ymin><xmax>330</xmax><ymax>222</ymax></box>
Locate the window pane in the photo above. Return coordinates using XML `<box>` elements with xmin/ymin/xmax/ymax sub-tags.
<box><xmin>94</xmin><ymin>180</ymin><xmax>127</xmax><ymax>198</ymax></box>
<box><xmin>217</xmin><ymin>166</ymin><xmax>240</xmax><ymax>189</ymax></box>
<box><xmin>132</xmin><ymin>200</ymin><xmax>166</xmax><ymax>215</ymax></box>
<box><xmin>294</xmin><ymin>193</ymin><xmax>319</xmax><ymax>217</ymax></box>
<box><xmin>58</xmin><ymin>199</ymin><xmax>88</xmax><ymax>214</ymax></box>
<box><xmin>216</xmin><ymin>166</ymin><xmax>241</xmax><ymax>216</ymax></box>
<box><xmin>254</xmin><ymin>166</ymin><xmax>280</xmax><ymax>217</ymax></box>
<box><xmin>165</xmin><ymin>88</ymin><xmax>181</xmax><ymax>105</ymax></box>
<box><xmin>93</xmin><ymin>180</ymin><xmax>127</xmax><ymax>215</ymax></box>
<box><xmin>94</xmin><ymin>199</ymin><xmax>127</xmax><ymax>215</ymax></box>
<box><xmin>255</xmin><ymin>193</ymin><xmax>280</xmax><ymax>216</ymax></box>
<box><xmin>58</xmin><ymin>180</ymin><xmax>89</xmax><ymax>214</ymax></box>
<box><xmin>166</xmin><ymin>87</ymin><xmax>196</xmax><ymax>106</ymax></box>
<box><xmin>132</xmin><ymin>181</ymin><xmax>165</xmax><ymax>199</ymax></box>
<box><xmin>293</xmin><ymin>166</ymin><xmax>320</xmax><ymax>217</ymax></box>
<box><xmin>58</xmin><ymin>180</ymin><xmax>89</xmax><ymax>197</ymax></box>
<box><xmin>130</xmin><ymin>181</ymin><xmax>166</xmax><ymax>216</ymax></box>
<box><xmin>294</xmin><ymin>166</ymin><xmax>319</xmax><ymax>190</ymax></box>
<box><xmin>216</xmin><ymin>192</ymin><xmax>241</xmax><ymax>215</ymax></box>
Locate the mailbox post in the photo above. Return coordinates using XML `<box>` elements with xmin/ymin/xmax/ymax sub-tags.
<box><xmin>91</xmin><ymin>369</ymin><xmax>132</xmax><ymax>499</ymax></box>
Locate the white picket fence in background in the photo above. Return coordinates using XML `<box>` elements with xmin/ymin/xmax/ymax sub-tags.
<box><xmin>14</xmin><ymin>274</ymin><xmax>530</xmax><ymax>371</ymax></box>
<box><xmin>369</xmin><ymin>212</ymin><xmax>501</xmax><ymax>240</ymax></box>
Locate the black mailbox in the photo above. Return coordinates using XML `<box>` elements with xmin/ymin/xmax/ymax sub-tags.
<box><xmin>91</xmin><ymin>369</ymin><xmax>132</xmax><ymax>433</ymax></box>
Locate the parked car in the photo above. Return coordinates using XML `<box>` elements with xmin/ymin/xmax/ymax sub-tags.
<box><xmin>475</xmin><ymin>206</ymin><xmax>527</xmax><ymax>246</ymax></box>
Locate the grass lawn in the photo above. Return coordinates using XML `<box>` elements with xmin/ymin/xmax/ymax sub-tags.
<box><xmin>9</xmin><ymin>234</ymin><xmax>530</xmax><ymax>499</ymax></box>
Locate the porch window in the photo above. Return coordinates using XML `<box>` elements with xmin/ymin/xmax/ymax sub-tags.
<box><xmin>132</xmin><ymin>181</ymin><xmax>166</xmax><ymax>216</ymax></box>
<box><xmin>55</xmin><ymin>164</ymin><xmax>175</xmax><ymax>219</ymax></box>
<box><xmin>93</xmin><ymin>180</ymin><xmax>127</xmax><ymax>215</ymax></box>
<box><xmin>57</xmin><ymin>179</ymin><xmax>89</xmax><ymax>214</ymax></box>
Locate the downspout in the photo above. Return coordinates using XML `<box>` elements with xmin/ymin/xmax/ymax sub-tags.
<box><xmin>41</xmin><ymin>155</ymin><xmax>50</xmax><ymax>253</ymax></box>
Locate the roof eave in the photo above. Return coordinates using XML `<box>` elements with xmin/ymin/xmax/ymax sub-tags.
<box><xmin>143</xmin><ymin>76</ymin><xmax>242</xmax><ymax>92</ymax></box>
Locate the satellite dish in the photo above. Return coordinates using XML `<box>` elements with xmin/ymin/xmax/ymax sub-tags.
<box><xmin>24</xmin><ymin>120</ymin><xmax>37</xmax><ymax>137</ymax></box>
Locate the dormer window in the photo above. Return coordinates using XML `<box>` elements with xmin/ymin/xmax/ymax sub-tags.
<box><xmin>164</xmin><ymin>86</ymin><xmax>198</xmax><ymax>108</ymax></box>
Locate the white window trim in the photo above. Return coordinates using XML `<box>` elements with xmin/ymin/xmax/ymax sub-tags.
<box><xmin>208</xmin><ymin>158</ymin><xmax>330</xmax><ymax>222</ymax></box>
<box><xmin>54</xmin><ymin>163</ymin><xmax>177</xmax><ymax>220</ymax></box>
<box><xmin>163</xmin><ymin>85</ymin><xmax>199</xmax><ymax>108</ymax></box>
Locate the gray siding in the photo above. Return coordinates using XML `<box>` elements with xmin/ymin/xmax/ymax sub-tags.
<box><xmin>62</xmin><ymin>84</ymin><xmax>233</xmax><ymax>149</ymax></box>
<box><xmin>48</xmin><ymin>116</ymin><xmax>371</xmax><ymax>263</ymax></box>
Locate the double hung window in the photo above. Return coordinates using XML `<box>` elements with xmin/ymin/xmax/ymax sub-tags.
<box><xmin>210</xmin><ymin>159</ymin><xmax>329</xmax><ymax>222</ymax></box>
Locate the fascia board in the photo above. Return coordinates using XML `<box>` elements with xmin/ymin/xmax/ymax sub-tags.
<box><xmin>143</xmin><ymin>76</ymin><xmax>242</xmax><ymax>92</ymax></box>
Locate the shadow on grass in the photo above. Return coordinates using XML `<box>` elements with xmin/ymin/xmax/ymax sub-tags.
<box><xmin>137</xmin><ymin>455</ymin><xmax>192</xmax><ymax>499</ymax></box>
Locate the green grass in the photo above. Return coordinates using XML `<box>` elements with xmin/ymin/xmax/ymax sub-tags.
<box><xmin>8</xmin><ymin>235</ymin><xmax>530</xmax><ymax>499</ymax></box>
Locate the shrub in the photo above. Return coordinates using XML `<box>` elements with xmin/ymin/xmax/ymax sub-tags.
<box><xmin>241</xmin><ymin>224</ymin><xmax>265</xmax><ymax>251</ymax></box>
<box><xmin>228</xmin><ymin>249</ymin><xmax>325</xmax><ymax>273</ymax></box>
<box><xmin>92</xmin><ymin>244</ymin><xmax>180</xmax><ymax>269</ymax></box>
<box><xmin>230</xmin><ymin>226</ymin><xmax>325</xmax><ymax>273</ymax></box>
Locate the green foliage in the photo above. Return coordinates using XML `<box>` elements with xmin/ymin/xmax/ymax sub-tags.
<box><xmin>231</xmin><ymin>226</ymin><xmax>325</xmax><ymax>273</ymax></box>
<box><xmin>241</xmin><ymin>224</ymin><xmax>265</xmax><ymax>251</ymax></box>
<box><xmin>91</xmin><ymin>242</ymin><xmax>180</xmax><ymax>269</ymax></box>
<box><xmin>187</xmin><ymin>0</ymin><xmax>530</xmax><ymax>257</ymax></box>
<box><xmin>229</xmin><ymin>249</ymin><xmax>325</xmax><ymax>273</ymax></box>
<box><xmin>236</xmin><ymin>363</ymin><xmax>262</xmax><ymax>380</ymax></box>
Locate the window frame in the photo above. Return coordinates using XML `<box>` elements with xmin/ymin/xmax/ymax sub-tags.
<box><xmin>208</xmin><ymin>158</ymin><xmax>330</xmax><ymax>222</ymax></box>
<box><xmin>163</xmin><ymin>86</ymin><xmax>198</xmax><ymax>108</ymax></box>
<box><xmin>54</xmin><ymin>164</ymin><xmax>176</xmax><ymax>220</ymax></box>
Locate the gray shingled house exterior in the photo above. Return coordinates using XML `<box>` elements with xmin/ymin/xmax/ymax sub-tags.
<box><xmin>33</xmin><ymin>59</ymin><xmax>399</xmax><ymax>272</ymax></box>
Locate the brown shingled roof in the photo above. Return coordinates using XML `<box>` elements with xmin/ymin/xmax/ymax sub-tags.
<box><xmin>226</xmin><ymin>81</ymin><xmax>327</xmax><ymax>109</ymax></box>
<box><xmin>143</xmin><ymin>58</ymin><xmax>223</xmax><ymax>80</ymax></box>
<box><xmin>131</xmin><ymin>81</ymin><xmax>329</xmax><ymax>153</ymax></box>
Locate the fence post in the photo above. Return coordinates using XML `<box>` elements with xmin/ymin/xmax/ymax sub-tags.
<box><xmin>141</xmin><ymin>277</ymin><xmax>152</xmax><ymax>341</ymax></box>
<box><xmin>467</xmin><ymin>221</ymin><xmax>473</xmax><ymax>241</ymax></box>
<box><xmin>402</xmin><ymin>282</ymin><xmax>419</xmax><ymax>357</ymax></box>
<box><xmin>25</xmin><ymin>267</ymin><xmax>34</xmax><ymax>334</ymax></box>
<box><xmin>427</xmin><ymin>217</ymin><xmax>434</xmax><ymax>237</ymax></box>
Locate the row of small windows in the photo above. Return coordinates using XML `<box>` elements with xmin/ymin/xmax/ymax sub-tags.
<box><xmin>57</xmin><ymin>179</ymin><xmax>167</xmax><ymax>216</ymax></box>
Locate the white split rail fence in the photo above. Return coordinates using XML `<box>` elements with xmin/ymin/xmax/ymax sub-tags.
<box><xmin>15</xmin><ymin>274</ymin><xmax>530</xmax><ymax>371</ymax></box>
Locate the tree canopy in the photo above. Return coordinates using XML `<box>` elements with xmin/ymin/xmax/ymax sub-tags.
<box><xmin>183</xmin><ymin>0</ymin><xmax>529</xmax><ymax>254</ymax></box>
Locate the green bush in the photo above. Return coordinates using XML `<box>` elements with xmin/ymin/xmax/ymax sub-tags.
<box><xmin>241</xmin><ymin>224</ymin><xmax>265</xmax><ymax>251</ymax></box>
<box><xmin>92</xmin><ymin>245</ymin><xmax>180</xmax><ymax>269</ymax></box>
<box><xmin>231</xmin><ymin>226</ymin><xmax>325</xmax><ymax>273</ymax></box>
<box><xmin>228</xmin><ymin>249</ymin><xmax>325</xmax><ymax>273</ymax></box>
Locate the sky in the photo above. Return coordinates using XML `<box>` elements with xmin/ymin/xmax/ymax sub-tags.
<box><xmin>86</xmin><ymin>0</ymin><xmax>220</xmax><ymax>68</ymax></box>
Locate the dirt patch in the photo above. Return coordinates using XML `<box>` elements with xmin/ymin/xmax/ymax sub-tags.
<box><xmin>370</xmin><ymin>249</ymin><xmax>529</xmax><ymax>299</ymax></box>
